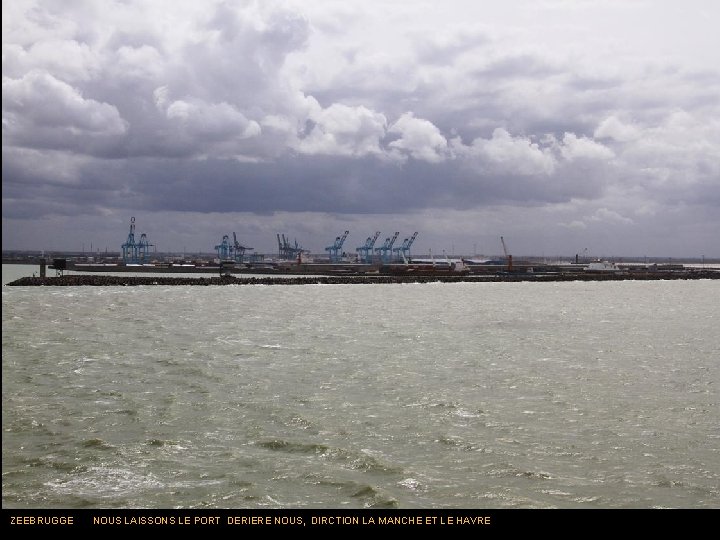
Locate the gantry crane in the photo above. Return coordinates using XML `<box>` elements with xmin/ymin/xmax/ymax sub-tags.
<box><xmin>392</xmin><ymin>232</ymin><xmax>418</xmax><ymax>263</ymax></box>
<box><xmin>215</xmin><ymin>235</ymin><xmax>233</xmax><ymax>260</ymax></box>
<box><xmin>356</xmin><ymin>232</ymin><xmax>381</xmax><ymax>263</ymax></box>
<box><xmin>137</xmin><ymin>233</ymin><xmax>153</xmax><ymax>263</ymax></box>
<box><xmin>233</xmin><ymin>232</ymin><xmax>253</xmax><ymax>263</ymax></box>
<box><xmin>375</xmin><ymin>232</ymin><xmax>399</xmax><ymax>263</ymax></box>
<box><xmin>121</xmin><ymin>217</ymin><xmax>138</xmax><ymax>263</ymax></box>
<box><xmin>325</xmin><ymin>230</ymin><xmax>349</xmax><ymax>262</ymax></box>
<box><xmin>277</xmin><ymin>233</ymin><xmax>306</xmax><ymax>260</ymax></box>
<box><xmin>122</xmin><ymin>216</ymin><xmax>152</xmax><ymax>263</ymax></box>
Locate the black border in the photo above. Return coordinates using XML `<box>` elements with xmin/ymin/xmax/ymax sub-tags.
<box><xmin>2</xmin><ymin>508</ymin><xmax>715</xmax><ymax>533</ymax></box>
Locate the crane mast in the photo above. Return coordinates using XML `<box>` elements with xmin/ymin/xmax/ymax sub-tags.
<box><xmin>500</xmin><ymin>236</ymin><xmax>512</xmax><ymax>272</ymax></box>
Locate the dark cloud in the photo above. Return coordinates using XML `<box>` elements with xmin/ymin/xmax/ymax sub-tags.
<box><xmin>2</xmin><ymin>0</ymin><xmax>719</xmax><ymax>257</ymax></box>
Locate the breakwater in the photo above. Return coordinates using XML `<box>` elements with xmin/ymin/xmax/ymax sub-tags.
<box><xmin>6</xmin><ymin>270</ymin><xmax>719</xmax><ymax>286</ymax></box>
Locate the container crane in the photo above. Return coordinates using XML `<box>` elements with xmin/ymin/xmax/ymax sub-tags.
<box><xmin>232</xmin><ymin>232</ymin><xmax>253</xmax><ymax>263</ymax></box>
<box><xmin>137</xmin><ymin>233</ymin><xmax>153</xmax><ymax>263</ymax></box>
<box><xmin>215</xmin><ymin>235</ymin><xmax>233</xmax><ymax>260</ymax></box>
<box><xmin>121</xmin><ymin>217</ymin><xmax>138</xmax><ymax>263</ymax></box>
<box><xmin>500</xmin><ymin>236</ymin><xmax>513</xmax><ymax>272</ymax></box>
<box><xmin>121</xmin><ymin>216</ymin><xmax>152</xmax><ymax>263</ymax></box>
<box><xmin>375</xmin><ymin>232</ymin><xmax>399</xmax><ymax>263</ymax></box>
<box><xmin>277</xmin><ymin>233</ymin><xmax>306</xmax><ymax>260</ymax></box>
<box><xmin>356</xmin><ymin>232</ymin><xmax>381</xmax><ymax>264</ymax></box>
<box><xmin>392</xmin><ymin>232</ymin><xmax>418</xmax><ymax>263</ymax></box>
<box><xmin>325</xmin><ymin>230</ymin><xmax>349</xmax><ymax>262</ymax></box>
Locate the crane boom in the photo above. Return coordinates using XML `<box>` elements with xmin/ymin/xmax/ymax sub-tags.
<box><xmin>500</xmin><ymin>236</ymin><xmax>512</xmax><ymax>272</ymax></box>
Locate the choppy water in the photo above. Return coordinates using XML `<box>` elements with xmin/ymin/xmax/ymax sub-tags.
<box><xmin>2</xmin><ymin>265</ymin><xmax>719</xmax><ymax>509</ymax></box>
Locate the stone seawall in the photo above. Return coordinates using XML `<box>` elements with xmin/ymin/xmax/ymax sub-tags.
<box><xmin>6</xmin><ymin>271</ymin><xmax>719</xmax><ymax>287</ymax></box>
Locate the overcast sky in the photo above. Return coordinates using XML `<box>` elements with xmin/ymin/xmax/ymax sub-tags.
<box><xmin>3</xmin><ymin>0</ymin><xmax>719</xmax><ymax>259</ymax></box>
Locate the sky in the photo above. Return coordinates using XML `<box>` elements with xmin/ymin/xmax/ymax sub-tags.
<box><xmin>3</xmin><ymin>0</ymin><xmax>719</xmax><ymax>259</ymax></box>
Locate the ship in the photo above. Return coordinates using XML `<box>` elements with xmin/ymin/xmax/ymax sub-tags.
<box><xmin>584</xmin><ymin>260</ymin><xmax>622</xmax><ymax>272</ymax></box>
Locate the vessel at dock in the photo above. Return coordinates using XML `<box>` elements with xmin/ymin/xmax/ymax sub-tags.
<box><xmin>70</xmin><ymin>262</ymin><xmax>223</xmax><ymax>273</ymax></box>
<box><xmin>585</xmin><ymin>260</ymin><xmax>622</xmax><ymax>272</ymax></box>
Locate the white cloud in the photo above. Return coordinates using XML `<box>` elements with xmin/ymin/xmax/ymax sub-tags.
<box><xmin>605</xmin><ymin>110</ymin><xmax>720</xmax><ymax>197</ymax></box>
<box><xmin>2</xmin><ymin>39</ymin><xmax>101</xmax><ymax>82</ymax></box>
<box><xmin>388</xmin><ymin>112</ymin><xmax>448</xmax><ymax>162</ymax></box>
<box><xmin>461</xmin><ymin>128</ymin><xmax>556</xmax><ymax>175</ymax></box>
<box><xmin>166</xmin><ymin>99</ymin><xmax>261</xmax><ymax>139</ymax></box>
<box><xmin>2</xmin><ymin>70</ymin><xmax>128</xmax><ymax>146</ymax></box>
<box><xmin>112</xmin><ymin>45</ymin><xmax>164</xmax><ymax>80</ymax></box>
<box><xmin>296</xmin><ymin>102</ymin><xmax>388</xmax><ymax>157</ymax></box>
<box><xmin>594</xmin><ymin>115</ymin><xmax>641</xmax><ymax>142</ymax></box>
<box><xmin>559</xmin><ymin>132</ymin><xmax>615</xmax><ymax>162</ymax></box>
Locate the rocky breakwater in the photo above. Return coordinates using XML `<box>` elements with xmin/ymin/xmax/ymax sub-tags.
<box><xmin>5</xmin><ymin>270</ymin><xmax>720</xmax><ymax>286</ymax></box>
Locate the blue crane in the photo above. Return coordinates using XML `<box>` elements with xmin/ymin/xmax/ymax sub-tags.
<box><xmin>137</xmin><ymin>232</ymin><xmax>153</xmax><ymax>263</ymax></box>
<box><xmin>121</xmin><ymin>217</ymin><xmax>138</xmax><ymax>263</ymax></box>
<box><xmin>392</xmin><ymin>231</ymin><xmax>418</xmax><ymax>263</ymax></box>
<box><xmin>325</xmin><ymin>230</ymin><xmax>349</xmax><ymax>262</ymax></box>
<box><xmin>356</xmin><ymin>231</ymin><xmax>381</xmax><ymax>263</ymax></box>
<box><xmin>122</xmin><ymin>217</ymin><xmax>153</xmax><ymax>263</ymax></box>
<box><xmin>215</xmin><ymin>235</ymin><xmax>233</xmax><ymax>260</ymax></box>
<box><xmin>374</xmin><ymin>232</ymin><xmax>399</xmax><ymax>263</ymax></box>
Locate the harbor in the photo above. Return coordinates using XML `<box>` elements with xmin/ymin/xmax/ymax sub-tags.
<box><xmin>4</xmin><ymin>217</ymin><xmax>718</xmax><ymax>285</ymax></box>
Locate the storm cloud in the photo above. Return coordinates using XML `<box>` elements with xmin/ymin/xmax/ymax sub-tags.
<box><xmin>3</xmin><ymin>0</ymin><xmax>719</xmax><ymax>257</ymax></box>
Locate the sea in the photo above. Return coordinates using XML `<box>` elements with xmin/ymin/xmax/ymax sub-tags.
<box><xmin>2</xmin><ymin>264</ymin><xmax>719</xmax><ymax>510</ymax></box>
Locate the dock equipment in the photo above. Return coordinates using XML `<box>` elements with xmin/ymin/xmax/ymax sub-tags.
<box><xmin>215</xmin><ymin>235</ymin><xmax>233</xmax><ymax>260</ymax></box>
<box><xmin>122</xmin><ymin>217</ymin><xmax>153</xmax><ymax>263</ymax></box>
<box><xmin>233</xmin><ymin>232</ymin><xmax>253</xmax><ymax>263</ymax></box>
<box><xmin>325</xmin><ymin>231</ymin><xmax>349</xmax><ymax>262</ymax></box>
<box><xmin>375</xmin><ymin>232</ymin><xmax>399</xmax><ymax>263</ymax></box>
<box><xmin>356</xmin><ymin>232</ymin><xmax>381</xmax><ymax>263</ymax></box>
<box><xmin>392</xmin><ymin>232</ymin><xmax>418</xmax><ymax>263</ymax></box>
<box><xmin>500</xmin><ymin>236</ymin><xmax>513</xmax><ymax>272</ymax></box>
<box><xmin>138</xmin><ymin>233</ymin><xmax>153</xmax><ymax>262</ymax></box>
<box><xmin>277</xmin><ymin>233</ymin><xmax>306</xmax><ymax>260</ymax></box>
